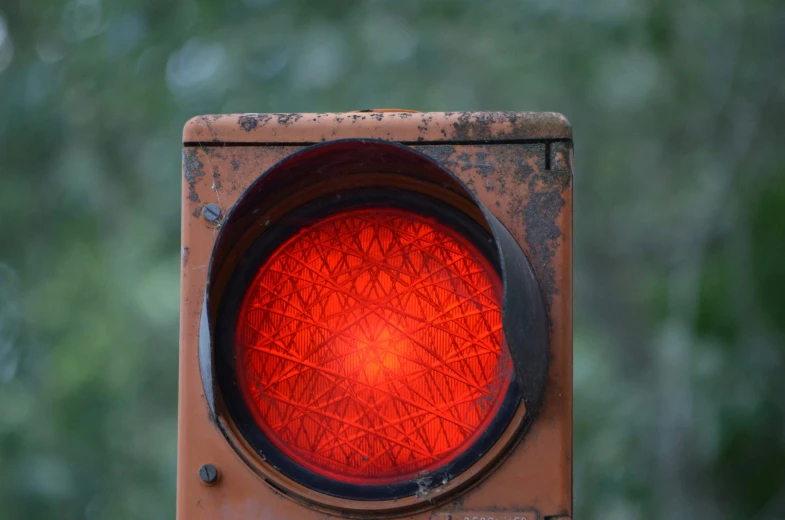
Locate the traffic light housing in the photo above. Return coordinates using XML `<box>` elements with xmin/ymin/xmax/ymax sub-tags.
<box><xmin>178</xmin><ymin>111</ymin><xmax>573</xmax><ymax>519</ymax></box>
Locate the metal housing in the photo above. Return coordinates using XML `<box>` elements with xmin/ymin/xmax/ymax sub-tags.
<box><xmin>179</xmin><ymin>111</ymin><xmax>573</xmax><ymax>519</ymax></box>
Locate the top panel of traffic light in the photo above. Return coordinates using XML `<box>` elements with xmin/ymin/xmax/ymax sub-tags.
<box><xmin>183</xmin><ymin>110</ymin><xmax>572</xmax><ymax>144</ymax></box>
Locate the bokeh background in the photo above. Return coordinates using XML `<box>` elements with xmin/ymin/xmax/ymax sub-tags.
<box><xmin>1</xmin><ymin>0</ymin><xmax>784</xmax><ymax>518</ymax></box>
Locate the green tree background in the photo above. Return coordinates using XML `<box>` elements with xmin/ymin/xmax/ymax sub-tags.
<box><xmin>1</xmin><ymin>0</ymin><xmax>784</xmax><ymax>518</ymax></box>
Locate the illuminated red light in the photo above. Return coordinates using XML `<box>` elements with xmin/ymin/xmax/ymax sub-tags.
<box><xmin>235</xmin><ymin>207</ymin><xmax>513</xmax><ymax>484</ymax></box>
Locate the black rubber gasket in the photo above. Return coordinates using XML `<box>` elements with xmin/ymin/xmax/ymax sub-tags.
<box><xmin>214</xmin><ymin>189</ymin><xmax>523</xmax><ymax>501</ymax></box>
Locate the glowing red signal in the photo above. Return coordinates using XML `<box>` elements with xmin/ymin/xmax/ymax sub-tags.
<box><xmin>235</xmin><ymin>207</ymin><xmax>514</xmax><ymax>484</ymax></box>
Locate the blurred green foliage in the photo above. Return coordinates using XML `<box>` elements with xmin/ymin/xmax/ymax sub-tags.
<box><xmin>1</xmin><ymin>0</ymin><xmax>784</xmax><ymax>518</ymax></box>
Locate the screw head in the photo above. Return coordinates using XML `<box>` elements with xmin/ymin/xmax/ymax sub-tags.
<box><xmin>198</xmin><ymin>463</ymin><xmax>219</xmax><ymax>485</ymax></box>
<box><xmin>203</xmin><ymin>203</ymin><xmax>222</xmax><ymax>224</ymax></box>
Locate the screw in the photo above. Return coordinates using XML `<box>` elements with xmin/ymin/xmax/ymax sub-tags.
<box><xmin>198</xmin><ymin>463</ymin><xmax>219</xmax><ymax>485</ymax></box>
<box><xmin>203</xmin><ymin>203</ymin><xmax>221</xmax><ymax>224</ymax></box>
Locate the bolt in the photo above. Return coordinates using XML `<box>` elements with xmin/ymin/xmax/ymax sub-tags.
<box><xmin>198</xmin><ymin>463</ymin><xmax>219</xmax><ymax>485</ymax></box>
<box><xmin>203</xmin><ymin>203</ymin><xmax>221</xmax><ymax>224</ymax></box>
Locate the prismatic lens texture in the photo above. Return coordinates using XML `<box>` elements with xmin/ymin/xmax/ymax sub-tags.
<box><xmin>235</xmin><ymin>208</ymin><xmax>513</xmax><ymax>484</ymax></box>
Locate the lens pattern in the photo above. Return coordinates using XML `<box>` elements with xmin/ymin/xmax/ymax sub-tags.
<box><xmin>235</xmin><ymin>208</ymin><xmax>512</xmax><ymax>484</ymax></box>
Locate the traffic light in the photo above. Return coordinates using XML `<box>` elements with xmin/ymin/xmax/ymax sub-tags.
<box><xmin>178</xmin><ymin>111</ymin><xmax>573</xmax><ymax>520</ymax></box>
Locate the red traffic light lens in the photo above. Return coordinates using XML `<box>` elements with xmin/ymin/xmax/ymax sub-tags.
<box><xmin>234</xmin><ymin>207</ymin><xmax>514</xmax><ymax>485</ymax></box>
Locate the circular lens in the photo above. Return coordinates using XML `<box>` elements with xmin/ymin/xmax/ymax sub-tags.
<box><xmin>234</xmin><ymin>207</ymin><xmax>513</xmax><ymax>485</ymax></box>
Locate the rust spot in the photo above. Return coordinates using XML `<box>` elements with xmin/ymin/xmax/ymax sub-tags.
<box><xmin>182</xmin><ymin>247</ymin><xmax>190</xmax><ymax>267</ymax></box>
<box><xmin>449</xmin><ymin>111</ymin><xmax>566</xmax><ymax>142</ymax></box>
<box><xmin>513</xmin><ymin>153</ymin><xmax>536</xmax><ymax>184</ymax></box>
<box><xmin>478</xmin><ymin>142</ymin><xmax>569</xmax><ymax>303</ymax></box>
<box><xmin>550</xmin><ymin>141</ymin><xmax>572</xmax><ymax>172</ymax></box>
<box><xmin>183</xmin><ymin>148</ymin><xmax>206</xmax><ymax>202</ymax></box>
<box><xmin>456</xmin><ymin>152</ymin><xmax>472</xmax><ymax>171</ymax></box>
<box><xmin>238</xmin><ymin>114</ymin><xmax>277</xmax><ymax>131</ymax></box>
<box><xmin>419</xmin><ymin>145</ymin><xmax>455</xmax><ymax>166</ymax></box>
<box><xmin>419</xmin><ymin>145</ymin><xmax>500</xmax><ymax>182</ymax></box>
<box><xmin>474</xmin><ymin>152</ymin><xmax>493</xmax><ymax>178</ymax></box>
<box><xmin>238</xmin><ymin>115</ymin><xmax>259</xmax><ymax>132</ymax></box>
<box><xmin>275</xmin><ymin>113</ymin><xmax>302</xmax><ymax>125</ymax></box>
<box><xmin>516</xmin><ymin>169</ymin><xmax>571</xmax><ymax>303</ymax></box>
<box><xmin>418</xmin><ymin>142</ymin><xmax>566</xmax><ymax>303</ymax></box>
<box><xmin>417</xmin><ymin>115</ymin><xmax>433</xmax><ymax>133</ymax></box>
<box><xmin>231</xmin><ymin>159</ymin><xmax>240</xmax><ymax>170</ymax></box>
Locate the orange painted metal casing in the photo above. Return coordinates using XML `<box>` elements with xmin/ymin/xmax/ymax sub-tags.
<box><xmin>179</xmin><ymin>111</ymin><xmax>573</xmax><ymax>520</ymax></box>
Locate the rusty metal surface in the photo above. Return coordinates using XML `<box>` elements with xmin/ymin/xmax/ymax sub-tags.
<box><xmin>183</xmin><ymin>111</ymin><xmax>572</xmax><ymax>144</ymax></box>
<box><xmin>178</xmin><ymin>112</ymin><xmax>572</xmax><ymax>520</ymax></box>
<box><xmin>412</xmin><ymin>143</ymin><xmax>571</xmax><ymax>305</ymax></box>
<box><xmin>431</xmin><ymin>510</ymin><xmax>540</xmax><ymax>520</ymax></box>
